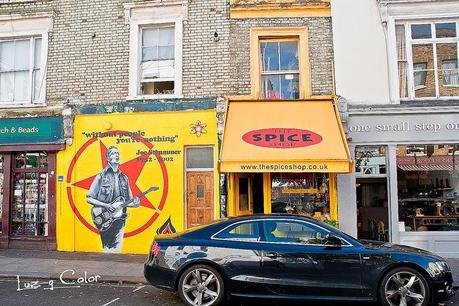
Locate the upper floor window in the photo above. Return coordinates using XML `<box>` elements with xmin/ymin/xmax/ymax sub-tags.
<box><xmin>0</xmin><ymin>37</ymin><xmax>42</xmax><ymax>104</ymax></box>
<box><xmin>260</xmin><ymin>39</ymin><xmax>299</xmax><ymax>100</ymax></box>
<box><xmin>250</xmin><ymin>27</ymin><xmax>310</xmax><ymax>100</ymax></box>
<box><xmin>0</xmin><ymin>15</ymin><xmax>50</xmax><ymax>107</ymax></box>
<box><xmin>140</xmin><ymin>25</ymin><xmax>175</xmax><ymax>96</ymax></box>
<box><xmin>126</xmin><ymin>3</ymin><xmax>184</xmax><ymax>100</ymax></box>
<box><xmin>396</xmin><ymin>21</ymin><xmax>459</xmax><ymax>100</ymax></box>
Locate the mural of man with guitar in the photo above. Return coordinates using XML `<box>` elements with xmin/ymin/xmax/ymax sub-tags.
<box><xmin>87</xmin><ymin>146</ymin><xmax>158</xmax><ymax>252</ymax></box>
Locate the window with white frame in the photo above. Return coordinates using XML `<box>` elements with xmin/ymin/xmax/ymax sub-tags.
<box><xmin>396</xmin><ymin>21</ymin><xmax>459</xmax><ymax>99</ymax></box>
<box><xmin>139</xmin><ymin>25</ymin><xmax>175</xmax><ymax>96</ymax></box>
<box><xmin>0</xmin><ymin>37</ymin><xmax>43</xmax><ymax>104</ymax></box>
<box><xmin>126</xmin><ymin>3</ymin><xmax>184</xmax><ymax>99</ymax></box>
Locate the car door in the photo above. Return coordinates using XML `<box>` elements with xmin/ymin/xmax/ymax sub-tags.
<box><xmin>260</xmin><ymin>219</ymin><xmax>364</xmax><ymax>299</ymax></box>
<box><xmin>212</xmin><ymin>220</ymin><xmax>267</xmax><ymax>296</ymax></box>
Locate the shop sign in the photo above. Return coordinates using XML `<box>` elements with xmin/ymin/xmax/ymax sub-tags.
<box><xmin>0</xmin><ymin>116</ymin><xmax>63</xmax><ymax>144</ymax></box>
<box><xmin>281</xmin><ymin>188</ymin><xmax>318</xmax><ymax>194</ymax></box>
<box><xmin>242</xmin><ymin>128</ymin><xmax>322</xmax><ymax>148</ymax></box>
<box><xmin>348</xmin><ymin>112</ymin><xmax>459</xmax><ymax>143</ymax></box>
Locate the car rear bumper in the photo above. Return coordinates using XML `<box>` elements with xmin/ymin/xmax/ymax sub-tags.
<box><xmin>144</xmin><ymin>261</ymin><xmax>177</xmax><ymax>291</ymax></box>
<box><xmin>432</xmin><ymin>272</ymin><xmax>455</xmax><ymax>303</ymax></box>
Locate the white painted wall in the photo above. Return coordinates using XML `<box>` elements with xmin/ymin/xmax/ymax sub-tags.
<box><xmin>331</xmin><ymin>0</ymin><xmax>391</xmax><ymax>105</ymax></box>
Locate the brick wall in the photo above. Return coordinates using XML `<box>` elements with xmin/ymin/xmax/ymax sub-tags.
<box><xmin>0</xmin><ymin>0</ymin><xmax>334</xmax><ymax>107</ymax></box>
<box><xmin>229</xmin><ymin>17</ymin><xmax>334</xmax><ymax>97</ymax></box>
<box><xmin>0</xmin><ymin>0</ymin><xmax>137</xmax><ymax>106</ymax></box>
<box><xmin>182</xmin><ymin>0</ymin><xmax>232</xmax><ymax>98</ymax></box>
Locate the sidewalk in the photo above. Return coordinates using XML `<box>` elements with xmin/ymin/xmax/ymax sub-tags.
<box><xmin>0</xmin><ymin>249</ymin><xmax>146</xmax><ymax>284</ymax></box>
<box><xmin>0</xmin><ymin>249</ymin><xmax>458</xmax><ymax>287</ymax></box>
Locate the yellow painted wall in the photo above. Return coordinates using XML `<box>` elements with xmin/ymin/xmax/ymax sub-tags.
<box><xmin>56</xmin><ymin>110</ymin><xmax>218</xmax><ymax>254</ymax></box>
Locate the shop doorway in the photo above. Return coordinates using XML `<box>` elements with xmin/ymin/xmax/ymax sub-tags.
<box><xmin>185</xmin><ymin>146</ymin><xmax>214</xmax><ymax>228</ymax></box>
<box><xmin>0</xmin><ymin>150</ymin><xmax>59</xmax><ymax>250</ymax></box>
<box><xmin>186</xmin><ymin>172</ymin><xmax>214</xmax><ymax>228</ymax></box>
<box><xmin>235</xmin><ymin>173</ymin><xmax>264</xmax><ymax>216</ymax></box>
<box><xmin>356</xmin><ymin>178</ymin><xmax>389</xmax><ymax>241</ymax></box>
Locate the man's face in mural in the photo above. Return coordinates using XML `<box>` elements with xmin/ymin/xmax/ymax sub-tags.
<box><xmin>107</xmin><ymin>148</ymin><xmax>120</xmax><ymax>165</ymax></box>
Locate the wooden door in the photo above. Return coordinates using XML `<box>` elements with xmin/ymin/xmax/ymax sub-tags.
<box><xmin>186</xmin><ymin>172</ymin><xmax>214</xmax><ymax>228</ymax></box>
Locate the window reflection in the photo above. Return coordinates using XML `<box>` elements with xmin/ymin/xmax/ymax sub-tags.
<box><xmin>397</xmin><ymin>21</ymin><xmax>459</xmax><ymax>99</ymax></box>
<box><xmin>355</xmin><ymin>146</ymin><xmax>387</xmax><ymax>175</ymax></box>
<box><xmin>411</xmin><ymin>24</ymin><xmax>432</xmax><ymax>39</ymax></box>
<box><xmin>260</xmin><ymin>40</ymin><xmax>299</xmax><ymax>100</ymax></box>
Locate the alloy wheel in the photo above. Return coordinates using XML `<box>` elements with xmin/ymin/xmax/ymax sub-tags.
<box><xmin>181</xmin><ymin>267</ymin><xmax>221</xmax><ymax>306</ymax></box>
<box><xmin>383</xmin><ymin>271</ymin><xmax>426</xmax><ymax>306</ymax></box>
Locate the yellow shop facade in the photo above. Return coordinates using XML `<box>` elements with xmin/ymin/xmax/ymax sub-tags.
<box><xmin>56</xmin><ymin>109</ymin><xmax>218</xmax><ymax>254</ymax></box>
<box><xmin>220</xmin><ymin>98</ymin><xmax>352</xmax><ymax>223</ymax></box>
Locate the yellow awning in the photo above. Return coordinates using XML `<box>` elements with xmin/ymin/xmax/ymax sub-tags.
<box><xmin>219</xmin><ymin>99</ymin><xmax>353</xmax><ymax>173</ymax></box>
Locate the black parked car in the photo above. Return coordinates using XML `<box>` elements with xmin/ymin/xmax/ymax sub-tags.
<box><xmin>144</xmin><ymin>214</ymin><xmax>454</xmax><ymax>306</ymax></box>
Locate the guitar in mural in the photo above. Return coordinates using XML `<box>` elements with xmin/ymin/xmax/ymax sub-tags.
<box><xmin>91</xmin><ymin>186</ymin><xmax>159</xmax><ymax>232</ymax></box>
<box><xmin>86</xmin><ymin>145</ymin><xmax>161</xmax><ymax>253</ymax></box>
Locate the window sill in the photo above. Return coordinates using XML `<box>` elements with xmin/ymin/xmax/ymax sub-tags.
<box><xmin>399</xmin><ymin>99</ymin><xmax>459</xmax><ymax>107</ymax></box>
<box><xmin>126</xmin><ymin>94</ymin><xmax>184</xmax><ymax>101</ymax></box>
<box><xmin>0</xmin><ymin>102</ymin><xmax>46</xmax><ymax>109</ymax></box>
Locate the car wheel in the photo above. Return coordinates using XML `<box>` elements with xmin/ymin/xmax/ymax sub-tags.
<box><xmin>178</xmin><ymin>264</ymin><xmax>225</xmax><ymax>306</ymax></box>
<box><xmin>379</xmin><ymin>267</ymin><xmax>430</xmax><ymax>306</ymax></box>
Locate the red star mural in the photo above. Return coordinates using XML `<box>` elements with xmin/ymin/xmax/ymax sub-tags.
<box><xmin>72</xmin><ymin>140</ymin><xmax>156</xmax><ymax>210</ymax></box>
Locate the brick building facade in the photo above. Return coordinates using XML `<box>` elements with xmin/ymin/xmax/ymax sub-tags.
<box><xmin>0</xmin><ymin>0</ymin><xmax>341</xmax><ymax>252</ymax></box>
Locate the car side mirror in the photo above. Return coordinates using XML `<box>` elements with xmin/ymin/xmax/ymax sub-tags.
<box><xmin>324</xmin><ymin>234</ymin><xmax>342</xmax><ymax>249</ymax></box>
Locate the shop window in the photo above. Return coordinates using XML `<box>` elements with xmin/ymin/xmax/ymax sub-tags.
<box><xmin>0</xmin><ymin>37</ymin><xmax>44</xmax><ymax>104</ymax></box>
<box><xmin>270</xmin><ymin>173</ymin><xmax>330</xmax><ymax>220</ymax></box>
<box><xmin>396</xmin><ymin>21</ymin><xmax>459</xmax><ymax>99</ymax></box>
<box><xmin>397</xmin><ymin>144</ymin><xmax>459</xmax><ymax>232</ymax></box>
<box><xmin>11</xmin><ymin>152</ymin><xmax>48</xmax><ymax>237</ymax></box>
<box><xmin>185</xmin><ymin>147</ymin><xmax>214</xmax><ymax>170</ymax></box>
<box><xmin>250</xmin><ymin>27</ymin><xmax>310</xmax><ymax>99</ymax></box>
<box><xmin>260</xmin><ymin>40</ymin><xmax>299</xmax><ymax>99</ymax></box>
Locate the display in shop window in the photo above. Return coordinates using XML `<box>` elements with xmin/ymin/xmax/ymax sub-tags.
<box><xmin>397</xmin><ymin>144</ymin><xmax>459</xmax><ymax>232</ymax></box>
<box><xmin>271</xmin><ymin>173</ymin><xmax>331</xmax><ymax>221</ymax></box>
<box><xmin>11</xmin><ymin>153</ymin><xmax>48</xmax><ymax>237</ymax></box>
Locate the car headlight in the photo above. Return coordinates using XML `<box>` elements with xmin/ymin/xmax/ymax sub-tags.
<box><xmin>427</xmin><ymin>261</ymin><xmax>449</xmax><ymax>278</ymax></box>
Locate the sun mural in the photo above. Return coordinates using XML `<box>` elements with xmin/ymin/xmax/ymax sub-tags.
<box><xmin>190</xmin><ymin>120</ymin><xmax>207</xmax><ymax>137</ymax></box>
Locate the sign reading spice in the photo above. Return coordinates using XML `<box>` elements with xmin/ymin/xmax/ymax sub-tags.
<box><xmin>242</xmin><ymin>128</ymin><xmax>322</xmax><ymax>148</ymax></box>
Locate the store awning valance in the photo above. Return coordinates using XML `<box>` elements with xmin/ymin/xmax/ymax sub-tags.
<box><xmin>219</xmin><ymin>100</ymin><xmax>353</xmax><ymax>173</ymax></box>
<box><xmin>397</xmin><ymin>156</ymin><xmax>456</xmax><ymax>172</ymax></box>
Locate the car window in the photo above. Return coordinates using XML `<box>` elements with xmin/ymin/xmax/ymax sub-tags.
<box><xmin>215</xmin><ymin>221</ymin><xmax>260</xmax><ymax>241</ymax></box>
<box><xmin>262</xmin><ymin>220</ymin><xmax>329</xmax><ymax>244</ymax></box>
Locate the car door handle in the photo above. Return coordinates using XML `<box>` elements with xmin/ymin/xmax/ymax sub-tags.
<box><xmin>265</xmin><ymin>252</ymin><xmax>278</xmax><ymax>258</ymax></box>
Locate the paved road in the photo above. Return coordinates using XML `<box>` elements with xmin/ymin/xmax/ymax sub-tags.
<box><xmin>0</xmin><ymin>278</ymin><xmax>457</xmax><ymax>306</ymax></box>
